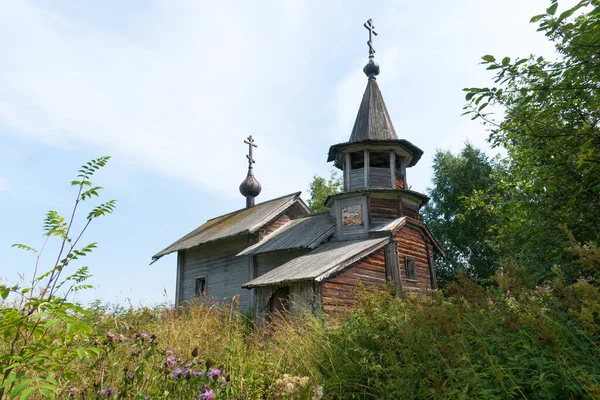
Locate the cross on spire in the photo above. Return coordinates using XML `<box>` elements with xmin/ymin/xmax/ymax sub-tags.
<box><xmin>364</xmin><ymin>19</ymin><xmax>378</xmax><ymax>57</ymax></box>
<box><xmin>244</xmin><ymin>135</ymin><xmax>257</xmax><ymax>169</ymax></box>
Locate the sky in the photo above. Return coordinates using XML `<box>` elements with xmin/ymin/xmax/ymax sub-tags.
<box><xmin>0</xmin><ymin>0</ymin><xmax>561</xmax><ymax>306</ymax></box>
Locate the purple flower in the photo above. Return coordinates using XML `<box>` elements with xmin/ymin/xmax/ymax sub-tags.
<box><xmin>118</xmin><ymin>334</ymin><xmax>126</xmax><ymax>343</ymax></box>
<box><xmin>98</xmin><ymin>387</ymin><xmax>117</xmax><ymax>398</ymax></box>
<box><xmin>193</xmin><ymin>370</ymin><xmax>203</xmax><ymax>377</ymax></box>
<box><xmin>130</xmin><ymin>372</ymin><xmax>137</xmax><ymax>379</ymax></box>
<box><xmin>106</xmin><ymin>331</ymin><xmax>116</xmax><ymax>343</ymax></box>
<box><xmin>171</xmin><ymin>368</ymin><xmax>184</xmax><ymax>379</ymax></box>
<box><xmin>141</xmin><ymin>333</ymin><xmax>149</xmax><ymax>339</ymax></box>
<box><xmin>67</xmin><ymin>387</ymin><xmax>78</xmax><ymax>398</ymax></box>
<box><xmin>163</xmin><ymin>351</ymin><xmax>178</xmax><ymax>368</ymax></box>
<box><xmin>198</xmin><ymin>388</ymin><xmax>216</xmax><ymax>400</ymax></box>
<box><xmin>207</xmin><ymin>368</ymin><xmax>222</xmax><ymax>380</ymax></box>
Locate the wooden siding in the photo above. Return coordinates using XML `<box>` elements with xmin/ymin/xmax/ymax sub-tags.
<box><xmin>395</xmin><ymin>174</ymin><xmax>405</xmax><ymax>189</ymax></box>
<box><xmin>369</xmin><ymin>167</ymin><xmax>392</xmax><ymax>188</ymax></box>
<box><xmin>181</xmin><ymin>237</ymin><xmax>251</xmax><ymax>310</ymax></box>
<box><xmin>259</xmin><ymin>214</ymin><xmax>290</xmax><ymax>240</ymax></box>
<box><xmin>349</xmin><ymin>169</ymin><xmax>365</xmax><ymax>191</ymax></box>
<box><xmin>321</xmin><ymin>249</ymin><xmax>387</xmax><ymax>312</ymax></box>
<box><xmin>337</xmin><ymin>197</ymin><xmax>366</xmax><ymax>240</ymax></box>
<box><xmin>403</xmin><ymin>200</ymin><xmax>420</xmax><ymax>220</ymax></box>
<box><xmin>395</xmin><ymin>225</ymin><xmax>431</xmax><ymax>292</ymax></box>
<box><xmin>370</xmin><ymin>198</ymin><xmax>399</xmax><ymax>221</ymax></box>
<box><xmin>255</xmin><ymin>249</ymin><xmax>308</xmax><ymax>278</ymax></box>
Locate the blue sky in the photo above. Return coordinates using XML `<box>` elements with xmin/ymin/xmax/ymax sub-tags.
<box><xmin>0</xmin><ymin>0</ymin><xmax>559</xmax><ymax>305</ymax></box>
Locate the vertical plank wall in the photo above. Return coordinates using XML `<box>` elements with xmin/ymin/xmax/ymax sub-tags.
<box><xmin>181</xmin><ymin>237</ymin><xmax>251</xmax><ymax>310</ymax></box>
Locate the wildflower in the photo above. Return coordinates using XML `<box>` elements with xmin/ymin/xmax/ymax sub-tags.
<box><xmin>193</xmin><ymin>371</ymin><xmax>203</xmax><ymax>377</ymax></box>
<box><xmin>130</xmin><ymin>348</ymin><xmax>139</xmax><ymax>357</ymax></box>
<box><xmin>106</xmin><ymin>331</ymin><xmax>116</xmax><ymax>343</ymax></box>
<box><xmin>207</xmin><ymin>367</ymin><xmax>223</xmax><ymax>380</ymax></box>
<box><xmin>506</xmin><ymin>289</ymin><xmax>511</xmax><ymax>297</ymax></box>
<box><xmin>98</xmin><ymin>387</ymin><xmax>117</xmax><ymax>398</ymax></box>
<box><xmin>140</xmin><ymin>333</ymin><xmax>149</xmax><ymax>340</ymax></box>
<box><xmin>171</xmin><ymin>368</ymin><xmax>184</xmax><ymax>379</ymax></box>
<box><xmin>130</xmin><ymin>372</ymin><xmax>137</xmax><ymax>379</ymax></box>
<box><xmin>191</xmin><ymin>346</ymin><xmax>199</xmax><ymax>358</ymax></box>
<box><xmin>205</xmin><ymin>358</ymin><xmax>213</xmax><ymax>369</ymax></box>
<box><xmin>198</xmin><ymin>387</ymin><xmax>216</xmax><ymax>400</ymax></box>
<box><xmin>164</xmin><ymin>352</ymin><xmax>177</xmax><ymax>368</ymax></box>
<box><xmin>118</xmin><ymin>334</ymin><xmax>126</xmax><ymax>343</ymax></box>
<box><xmin>67</xmin><ymin>387</ymin><xmax>78</xmax><ymax>398</ymax></box>
<box><xmin>312</xmin><ymin>385</ymin><xmax>324</xmax><ymax>400</ymax></box>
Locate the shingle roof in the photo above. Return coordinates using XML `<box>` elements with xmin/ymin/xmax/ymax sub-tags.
<box><xmin>349</xmin><ymin>78</ymin><xmax>397</xmax><ymax>142</ymax></box>
<box><xmin>242</xmin><ymin>238</ymin><xmax>389</xmax><ymax>288</ymax></box>
<box><xmin>326</xmin><ymin>79</ymin><xmax>424</xmax><ymax>167</ymax></box>
<box><xmin>238</xmin><ymin>213</ymin><xmax>335</xmax><ymax>256</ymax></box>
<box><xmin>153</xmin><ymin>192</ymin><xmax>307</xmax><ymax>261</ymax></box>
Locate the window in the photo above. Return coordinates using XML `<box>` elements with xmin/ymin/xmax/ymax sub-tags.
<box><xmin>369</xmin><ymin>152</ymin><xmax>390</xmax><ymax>168</ymax></box>
<box><xmin>195</xmin><ymin>277</ymin><xmax>206</xmax><ymax>297</ymax></box>
<box><xmin>350</xmin><ymin>152</ymin><xmax>364</xmax><ymax>169</ymax></box>
<box><xmin>405</xmin><ymin>257</ymin><xmax>416</xmax><ymax>281</ymax></box>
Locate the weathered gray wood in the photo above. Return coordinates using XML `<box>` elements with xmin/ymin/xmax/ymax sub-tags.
<box><xmin>386</xmin><ymin>240</ymin><xmax>403</xmax><ymax>296</ymax></box>
<box><xmin>364</xmin><ymin>150</ymin><xmax>370</xmax><ymax>189</ymax></box>
<box><xmin>176</xmin><ymin>251</ymin><xmax>184</xmax><ymax>306</ymax></box>
<box><xmin>349</xmin><ymin>169</ymin><xmax>364</xmax><ymax>191</ymax></box>
<box><xmin>390</xmin><ymin>151</ymin><xmax>396</xmax><ymax>188</ymax></box>
<box><xmin>362</xmin><ymin>195</ymin><xmax>370</xmax><ymax>236</ymax></box>
<box><xmin>400</xmin><ymin>156</ymin><xmax>407</xmax><ymax>187</ymax></box>
<box><xmin>181</xmin><ymin>237</ymin><xmax>251</xmax><ymax>310</ymax></box>
<box><xmin>369</xmin><ymin>167</ymin><xmax>391</xmax><ymax>188</ymax></box>
<box><xmin>344</xmin><ymin>152</ymin><xmax>351</xmax><ymax>192</ymax></box>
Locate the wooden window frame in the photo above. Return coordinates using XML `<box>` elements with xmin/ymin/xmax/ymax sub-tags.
<box><xmin>195</xmin><ymin>277</ymin><xmax>206</xmax><ymax>297</ymax></box>
<box><xmin>404</xmin><ymin>256</ymin><xmax>416</xmax><ymax>281</ymax></box>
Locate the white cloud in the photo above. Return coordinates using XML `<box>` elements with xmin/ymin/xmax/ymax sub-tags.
<box><xmin>0</xmin><ymin>1</ymin><xmax>316</xmax><ymax>200</ymax></box>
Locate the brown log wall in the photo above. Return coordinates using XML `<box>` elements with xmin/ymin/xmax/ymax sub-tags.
<box><xmin>321</xmin><ymin>249</ymin><xmax>387</xmax><ymax>312</ymax></box>
<box><xmin>395</xmin><ymin>225</ymin><xmax>431</xmax><ymax>291</ymax></box>
<box><xmin>403</xmin><ymin>202</ymin><xmax>420</xmax><ymax>220</ymax></box>
<box><xmin>260</xmin><ymin>214</ymin><xmax>290</xmax><ymax>239</ymax></box>
<box><xmin>395</xmin><ymin>174</ymin><xmax>405</xmax><ymax>189</ymax></box>
<box><xmin>370</xmin><ymin>198</ymin><xmax>400</xmax><ymax>220</ymax></box>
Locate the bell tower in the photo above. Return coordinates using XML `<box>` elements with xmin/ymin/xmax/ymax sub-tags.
<box><xmin>326</xmin><ymin>19</ymin><xmax>429</xmax><ymax>240</ymax></box>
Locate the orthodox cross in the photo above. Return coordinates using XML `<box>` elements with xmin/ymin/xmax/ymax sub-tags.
<box><xmin>244</xmin><ymin>135</ymin><xmax>257</xmax><ymax>169</ymax></box>
<box><xmin>363</xmin><ymin>19</ymin><xmax>378</xmax><ymax>57</ymax></box>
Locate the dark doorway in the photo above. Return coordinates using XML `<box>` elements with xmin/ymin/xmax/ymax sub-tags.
<box><xmin>269</xmin><ymin>286</ymin><xmax>290</xmax><ymax>315</ymax></box>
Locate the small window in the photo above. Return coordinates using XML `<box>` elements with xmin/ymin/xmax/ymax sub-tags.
<box><xmin>405</xmin><ymin>257</ymin><xmax>416</xmax><ymax>281</ymax></box>
<box><xmin>195</xmin><ymin>277</ymin><xmax>206</xmax><ymax>297</ymax></box>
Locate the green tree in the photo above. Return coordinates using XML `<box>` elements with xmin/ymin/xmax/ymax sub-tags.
<box><xmin>307</xmin><ymin>171</ymin><xmax>342</xmax><ymax>212</ymax></box>
<box><xmin>464</xmin><ymin>0</ymin><xmax>600</xmax><ymax>282</ymax></box>
<box><xmin>422</xmin><ymin>144</ymin><xmax>499</xmax><ymax>286</ymax></box>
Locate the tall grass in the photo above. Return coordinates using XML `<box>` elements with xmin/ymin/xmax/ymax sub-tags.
<box><xmin>3</xmin><ymin>264</ymin><xmax>600</xmax><ymax>399</ymax></box>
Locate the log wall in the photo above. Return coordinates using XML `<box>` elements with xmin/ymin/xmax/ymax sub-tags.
<box><xmin>259</xmin><ymin>214</ymin><xmax>291</xmax><ymax>240</ymax></box>
<box><xmin>370</xmin><ymin>198</ymin><xmax>400</xmax><ymax>221</ymax></box>
<box><xmin>321</xmin><ymin>249</ymin><xmax>387</xmax><ymax>313</ymax></box>
<box><xmin>395</xmin><ymin>225</ymin><xmax>431</xmax><ymax>292</ymax></box>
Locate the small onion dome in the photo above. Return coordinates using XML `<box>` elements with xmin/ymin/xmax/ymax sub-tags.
<box><xmin>239</xmin><ymin>172</ymin><xmax>262</xmax><ymax>197</ymax></box>
<box><xmin>363</xmin><ymin>58</ymin><xmax>380</xmax><ymax>79</ymax></box>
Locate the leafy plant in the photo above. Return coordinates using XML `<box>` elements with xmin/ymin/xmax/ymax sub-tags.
<box><xmin>307</xmin><ymin>171</ymin><xmax>343</xmax><ymax>212</ymax></box>
<box><xmin>0</xmin><ymin>157</ymin><xmax>116</xmax><ymax>399</ymax></box>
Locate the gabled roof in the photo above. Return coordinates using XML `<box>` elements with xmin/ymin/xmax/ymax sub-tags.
<box><xmin>242</xmin><ymin>238</ymin><xmax>389</xmax><ymax>288</ymax></box>
<box><xmin>237</xmin><ymin>212</ymin><xmax>335</xmax><ymax>256</ymax></box>
<box><xmin>370</xmin><ymin>216</ymin><xmax>446</xmax><ymax>257</ymax></box>
<box><xmin>152</xmin><ymin>192</ymin><xmax>308</xmax><ymax>261</ymax></box>
<box><xmin>349</xmin><ymin>78</ymin><xmax>397</xmax><ymax>142</ymax></box>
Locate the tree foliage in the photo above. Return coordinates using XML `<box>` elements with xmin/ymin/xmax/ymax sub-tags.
<box><xmin>307</xmin><ymin>171</ymin><xmax>342</xmax><ymax>212</ymax></box>
<box><xmin>0</xmin><ymin>157</ymin><xmax>116</xmax><ymax>400</ymax></box>
<box><xmin>463</xmin><ymin>0</ymin><xmax>600</xmax><ymax>281</ymax></box>
<box><xmin>422</xmin><ymin>144</ymin><xmax>499</xmax><ymax>286</ymax></box>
